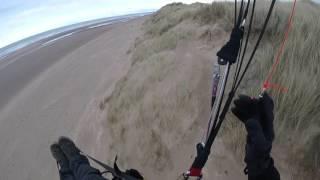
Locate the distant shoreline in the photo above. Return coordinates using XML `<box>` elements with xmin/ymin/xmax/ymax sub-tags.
<box><xmin>0</xmin><ymin>12</ymin><xmax>153</xmax><ymax>60</ymax></box>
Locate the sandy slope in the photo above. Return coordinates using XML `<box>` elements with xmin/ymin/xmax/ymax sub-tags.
<box><xmin>94</xmin><ymin>40</ymin><xmax>246</xmax><ymax>180</ymax></box>
<box><xmin>74</xmin><ymin>20</ymin><xmax>246</xmax><ymax>179</ymax></box>
<box><xmin>0</xmin><ymin>18</ymin><xmax>144</xmax><ymax>180</ymax></box>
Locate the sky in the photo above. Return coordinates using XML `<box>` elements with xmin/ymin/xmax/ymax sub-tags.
<box><xmin>0</xmin><ymin>0</ymin><xmax>212</xmax><ymax>49</ymax></box>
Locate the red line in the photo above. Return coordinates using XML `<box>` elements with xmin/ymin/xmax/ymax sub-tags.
<box><xmin>263</xmin><ymin>0</ymin><xmax>297</xmax><ymax>91</ymax></box>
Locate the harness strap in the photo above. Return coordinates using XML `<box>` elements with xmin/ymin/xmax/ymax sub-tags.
<box><xmin>81</xmin><ymin>152</ymin><xmax>141</xmax><ymax>180</ymax></box>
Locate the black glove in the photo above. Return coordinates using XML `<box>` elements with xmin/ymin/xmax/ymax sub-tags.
<box><xmin>231</xmin><ymin>95</ymin><xmax>260</xmax><ymax>123</ymax></box>
<box><xmin>232</xmin><ymin>93</ymin><xmax>278</xmax><ymax>178</ymax></box>
<box><xmin>259</xmin><ymin>93</ymin><xmax>275</xmax><ymax>141</ymax></box>
<box><xmin>248</xmin><ymin>158</ymin><xmax>280</xmax><ymax>180</ymax></box>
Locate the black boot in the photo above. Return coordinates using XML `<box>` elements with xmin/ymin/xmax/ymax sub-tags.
<box><xmin>58</xmin><ymin>136</ymin><xmax>81</xmax><ymax>160</ymax></box>
<box><xmin>50</xmin><ymin>143</ymin><xmax>69</xmax><ymax>169</ymax></box>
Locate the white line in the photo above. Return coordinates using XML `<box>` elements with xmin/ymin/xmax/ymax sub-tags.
<box><xmin>87</xmin><ymin>22</ymin><xmax>112</xmax><ymax>29</ymax></box>
<box><xmin>41</xmin><ymin>32</ymin><xmax>75</xmax><ymax>46</ymax></box>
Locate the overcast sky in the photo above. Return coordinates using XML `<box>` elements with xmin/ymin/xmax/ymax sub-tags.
<box><xmin>0</xmin><ymin>0</ymin><xmax>213</xmax><ymax>48</ymax></box>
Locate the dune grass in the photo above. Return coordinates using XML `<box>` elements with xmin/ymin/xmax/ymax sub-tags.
<box><xmin>103</xmin><ymin>1</ymin><xmax>320</xmax><ymax>178</ymax></box>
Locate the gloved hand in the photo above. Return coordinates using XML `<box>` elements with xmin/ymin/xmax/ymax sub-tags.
<box><xmin>231</xmin><ymin>95</ymin><xmax>260</xmax><ymax>123</ymax></box>
<box><xmin>259</xmin><ymin>93</ymin><xmax>275</xmax><ymax>141</ymax></box>
<box><xmin>232</xmin><ymin>93</ymin><xmax>276</xmax><ymax>178</ymax></box>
